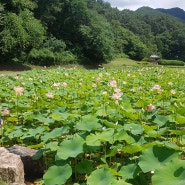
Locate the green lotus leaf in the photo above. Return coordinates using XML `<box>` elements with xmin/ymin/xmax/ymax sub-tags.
<box><xmin>50</xmin><ymin>112</ymin><xmax>65</xmax><ymax>121</ymax></box>
<box><xmin>96</xmin><ymin>107</ymin><xmax>117</xmax><ymax>117</ymax></box>
<box><xmin>119</xmin><ymin>163</ymin><xmax>140</xmax><ymax>180</ymax></box>
<box><xmin>114</xmin><ymin>128</ymin><xmax>135</xmax><ymax>144</ymax></box>
<box><xmin>7</xmin><ymin>126</ymin><xmax>24</xmax><ymax>139</ymax></box>
<box><xmin>34</xmin><ymin>114</ymin><xmax>54</xmax><ymax>124</ymax></box>
<box><xmin>153</xmin><ymin>115</ymin><xmax>170</xmax><ymax>127</ymax></box>
<box><xmin>124</xmin><ymin>123</ymin><xmax>144</xmax><ymax>135</ymax></box>
<box><xmin>76</xmin><ymin>160</ymin><xmax>94</xmax><ymax>174</ymax></box>
<box><xmin>86</xmin><ymin>129</ymin><xmax>114</xmax><ymax>146</ymax></box>
<box><xmin>32</xmin><ymin>149</ymin><xmax>44</xmax><ymax>160</ymax></box>
<box><xmin>87</xmin><ymin>168</ymin><xmax>114</xmax><ymax>185</ymax></box>
<box><xmin>86</xmin><ymin>133</ymin><xmax>101</xmax><ymax>146</ymax></box>
<box><xmin>122</xmin><ymin>143</ymin><xmax>143</xmax><ymax>154</ymax></box>
<box><xmin>111</xmin><ymin>179</ymin><xmax>132</xmax><ymax>185</ymax></box>
<box><xmin>43</xmin><ymin>164</ymin><xmax>72</xmax><ymax>185</ymax></box>
<box><xmin>21</xmin><ymin>126</ymin><xmax>45</xmax><ymax>139</ymax></box>
<box><xmin>152</xmin><ymin>158</ymin><xmax>185</xmax><ymax>185</ymax></box>
<box><xmin>75</xmin><ymin>115</ymin><xmax>101</xmax><ymax>132</ymax></box>
<box><xmin>147</xmin><ymin>127</ymin><xmax>168</xmax><ymax>138</ymax></box>
<box><xmin>41</xmin><ymin>126</ymin><xmax>69</xmax><ymax>142</ymax></box>
<box><xmin>138</xmin><ymin>146</ymin><xmax>179</xmax><ymax>173</ymax></box>
<box><xmin>45</xmin><ymin>141</ymin><xmax>59</xmax><ymax>151</ymax></box>
<box><xmin>56</xmin><ymin>134</ymin><xmax>85</xmax><ymax>160</ymax></box>
<box><xmin>175</xmin><ymin>114</ymin><xmax>185</xmax><ymax>124</ymax></box>
<box><xmin>98</xmin><ymin>128</ymin><xmax>115</xmax><ymax>143</ymax></box>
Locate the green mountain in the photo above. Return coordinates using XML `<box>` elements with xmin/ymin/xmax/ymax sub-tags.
<box><xmin>157</xmin><ymin>7</ymin><xmax>185</xmax><ymax>22</ymax></box>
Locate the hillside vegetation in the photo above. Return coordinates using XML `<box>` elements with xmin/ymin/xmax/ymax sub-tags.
<box><xmin>0</xmin><ymin>0</ymin><xmax>185</xmax><ymax>66</ymax></box>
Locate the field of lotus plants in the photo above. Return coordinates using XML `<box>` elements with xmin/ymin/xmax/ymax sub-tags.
<box><xmin>0</xmin><ymin>66</ymin><xmax>185</xmax><ymax>185</ymax></box>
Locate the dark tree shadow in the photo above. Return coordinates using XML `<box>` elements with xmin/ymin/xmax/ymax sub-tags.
<box><xmin>0</xmin><ymin>63</ymin><xmax>32</xmax><ymax>72</ymax></box>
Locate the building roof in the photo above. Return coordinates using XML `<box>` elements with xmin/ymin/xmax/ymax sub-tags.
<box><xmin>150</xmin><ymin>54</ymin><xmax>160</xmax><ymax>59</ymax></box>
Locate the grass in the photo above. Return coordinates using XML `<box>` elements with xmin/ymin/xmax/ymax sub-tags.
<box><xmin>0</xmin><ymin>179</ymin><xmax>9</xmax><ymax>185</ymax></box>
<box><xmin>103</xmin><ymin>57</ymin><xmax>138</xmax><ymax>69</ymax></box>
<box><xmin>2</xmin><ymin>57</ymin><xmax>183</xmax><ymax>74</ymax></box>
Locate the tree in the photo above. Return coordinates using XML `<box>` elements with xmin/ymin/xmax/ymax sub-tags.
<box><xmin>79</xmin><ymin>10</ymin><xmax>114</xmax><ymax>62</ymax></box>
<box><xmin>111</xmin><ymin>20</ymin><xmax>147</xmax><ymax>60</ymax></box>
<box><xmin>0</xmin><ymin>10</ymin><xmax>45</xmax><ymax>63</ymax></box>
<box><xmin>1</xmin><ymin>0</ymin><xmax>37</xmax><ymax>13</ymax></box>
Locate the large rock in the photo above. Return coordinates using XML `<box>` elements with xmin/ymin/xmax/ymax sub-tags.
<box><xmin>8</xmin><ymin>145</ymin><xmax>44</xmax><ymax>181</ymax></box>
<box><xmin>0</xmin><ymin>147</ymin><xmax>25</xmax><ymax>185</ymax></box>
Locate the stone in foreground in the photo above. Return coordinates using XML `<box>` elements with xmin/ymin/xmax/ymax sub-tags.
<box><xmin>8</xmin><ymin>145</ymin><xmax>44</xmax><ymax>181</ymax></box>
<box><xmin>0</xmin><ymin>147</ymin><xmax>25</xmax><ymax>185</ymax></box>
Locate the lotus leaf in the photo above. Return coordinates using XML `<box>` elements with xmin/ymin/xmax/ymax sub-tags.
<box><xmin>41</xmin><ymin>126</ymin><xmax>69</xmax><ymax>142</ymax></box>
<box><xmin>56</xmin><ymin>134</ymin><xmax>85</xmax><ymax>160</ymax></box>
<box><xmin>152</xmin><ymin>158</ymin><xmax>185</xmax><ymax>185</ymax></box>
<box><xmin>75</xmin><ymin>115</ymin><xmax>101</xmax><ymax>132</ymax></box>
<box><xmin>138</xmin><ymin>146</ymin><xmax>179</xmax><ymax>173</ymax></box>
<box><xmin>87</xmin><ymin>168</ymin><xmax>114</xmax><ymax>185</ymax></box>
<box><xmin>43</xmin><ymin>164</ymin><xmax>72</xmax><ymax>185</ymax></box>
<box><xmin>119</xmin><ymin>163</ymin><xmax>140</xmax><ymax>180</ymax></box>
<box><xmin>76</xmin><ymin>160</ymin><xmax>94</xmax><ymax>174</ymax></box>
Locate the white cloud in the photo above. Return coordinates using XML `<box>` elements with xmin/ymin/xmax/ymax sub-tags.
<box><xmin>106</xmin><ymin>0</ymin><xmax>185</xmax><ymax>10</ymax></box>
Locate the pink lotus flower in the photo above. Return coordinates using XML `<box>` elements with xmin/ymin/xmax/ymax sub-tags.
<box><xmin>147</xmin><ymin>104</ymin><xmax>155</xmax><ymax>112</ymax></box>
<box><xmin>151</xmin><ymin>84</ymin><xmax>161</xmax><ymax>91</ymax></box>
<box><xmin>109</xmin><ymin>80</ymin><xmax>117</xmax><ymax>87</ymax></box>
<box><xmin>151</xmin><ymin>84</ymin><xmax>162</xmax><ymax>94</ymax></box>
<box><xmin>62</xmin><ymin>82</ymin><xmax>67</xmax><ymax>87</ymax></box>
<box><xmin>168</xmin><ymin>82</ymin><xmax>173</xmax><ymax>86</ymax></box>
<box><xmin>114</xmin><ymin>88</ymin><xmax>121</xmax><ymax>93</ymax></box>
<box><xmin>170</xmin><ymin>89</ymin><xmax>176</xmax><ymax>94</ymax></box>
<box><xmin>92</xmin><ymin>83</ymin><xmax>97</xmax><ymax>88</ymax></box>
<box><xmin>2</xmin><ymin>109</ymin><xmax>10</xmax><ymax>115</ymax></box>
<box><xmin>14</xmin><ymin>86</ymin><xmax>24</xmax><ymax>96</ymax></box>
<box><xmin>123</xmin><ymin>81</ymin><xmax>127</xmax><ymax>85</ymax></box>
<box><xmin>102</xmin><ymin>91</ymin><xmax>107</xmax><ymax>95</ymax></box>
<box><xmin>46</xmin><ymin>92</ymin><xmax>54</xmax><ymax>98</ymax></box>
<box><xmin>53</xmin><ymin>82</ymin><xmax>61</xmax><ymax>87</ymax></box>
<box><xmin>112</xmin><ymin>92</ymin><xmax>123</xmax><ymax>100</ymax></box>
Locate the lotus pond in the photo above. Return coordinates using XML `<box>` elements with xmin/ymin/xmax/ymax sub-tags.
<box><xmin>0</xmin><ymin>66</ymin><xmax>185</xmax><ymax>185</ymax></box>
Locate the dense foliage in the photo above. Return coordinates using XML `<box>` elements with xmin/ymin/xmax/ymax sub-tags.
<box><xmin>0</xmin><ymin>0</ymin><xmax>185</xmax><ymax>65</ymax></box>
<box><xmin>1</xmin><ymin>66</ymin><xmax>185</xmax><ymax>184</ymax></box>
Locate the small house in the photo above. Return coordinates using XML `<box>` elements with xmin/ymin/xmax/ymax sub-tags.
<box><xmin>150</xmin><ymin>54</ymin><xmax>160</xmax><ymax>64</ymax></box>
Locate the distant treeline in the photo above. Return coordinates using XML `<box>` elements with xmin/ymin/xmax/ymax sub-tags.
<box><xmin>0</xmin><ymin>0</ymin><xmax>185</xmax><ymax>66</ymax></box>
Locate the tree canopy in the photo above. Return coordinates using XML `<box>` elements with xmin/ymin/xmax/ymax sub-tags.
<box><xmin>0</xmin><ymin>0</ymin><xmax>185</xmax><ymax>65</ymax></box>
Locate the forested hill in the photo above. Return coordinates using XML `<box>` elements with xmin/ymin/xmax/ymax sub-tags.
<box><xmin>157</xmin><ymin>7</ymin><xmax>185</xmax><ymax>22</ymax></box>
<box><xmin>0</xmin><ymin>0</ymin><xmax>185</xmax><ymax>66</ymax></box>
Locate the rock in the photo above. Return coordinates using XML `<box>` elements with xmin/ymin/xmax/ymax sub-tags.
<box><xmin>8</xmin><ymin>145</ymin><xmax>44</xmax><ymax>181</ymax></box>
<box><xmin>0</xmin><ymin>147</ymin><xmax>25</xmax><ymax>185</ymax></box>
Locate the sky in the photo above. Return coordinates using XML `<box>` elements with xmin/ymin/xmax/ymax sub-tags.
<box><xmin>105</xmin><ymin>0</ymin><xmax>185</xmax><ymax>11</ymax></box>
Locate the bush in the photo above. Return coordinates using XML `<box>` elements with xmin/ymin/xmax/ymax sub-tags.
<box><xmin>54</xmin><ymin>51</ymin><xmax>77</xmax><ymax>65</ymax></box>
<box><xmin>115</xmin><ymin>53</ymin><xmax>129</xmax><ymax>59</ymax></box>
<box><xmin>43</xmin><ymin>37</ymin><xmax>66</xmax><ymax>53</ymax></box>
<box><xmin>28</xmin><ymin>49</ymin><xmax>77</xmax><ymax>66</ymax></box>
<box><xmin>28</xmin><ymin>48</ymin><xmax>55</xmax><ymax>66</ymax></box>
<box><xmin>137</xmin><ymin>61</ymin><xmax>149</xmax><ymax>65</ymax></box>
<box><xmin>158</xmin><ymin>59</ymin><xmax>184</xmax><ymax>66</ymax></box>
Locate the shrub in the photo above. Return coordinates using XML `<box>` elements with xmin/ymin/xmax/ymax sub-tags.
<box><xmin>43</xmin><ymin>37</ymin><xmax>66</xmax><ymax>53</ymax></box>
<box><xmin>54</xmin><ymin>51</ymin><xmax>77</xmax><ymax>65</ymax></box>
<box><xmin>158</xmin><ymin>59</ymin><xmax>184</xmax><ymax>66</ymax></box>
<box><xmin>28</xmin><ymin>48</ymin><xmax>55</xmax><ymax>66</ymax></box>
<box><xmin>115</xmin><ymin>53</ymin><xmax>129</xmax><ymax>59</ymax></box>
<box><xmin>137</xmin><ymin>61</ymin><xmax>149</xmax><ymax>65</ymax></box>
<box><xmin>28</xmin><ymin>49</ymin><xmax>77</xmax><ymax>66</ymax></box>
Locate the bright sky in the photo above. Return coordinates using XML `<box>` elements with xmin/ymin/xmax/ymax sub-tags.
<box><xmin>105</xmin><ymin>0</ymin><xmax>185</xmax><ymax>11</ymax></box>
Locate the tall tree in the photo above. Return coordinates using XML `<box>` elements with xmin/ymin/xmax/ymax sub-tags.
<box><xmin>79</xmin><ymin>10</ymin><xmax>114</xmax><ymax>62</ymax></box>
<box><xmin>0</xmin><ymin>10</ymin><xmax>45</xmax><ymax>63</ymax></box>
